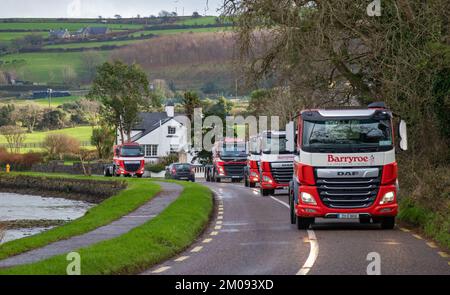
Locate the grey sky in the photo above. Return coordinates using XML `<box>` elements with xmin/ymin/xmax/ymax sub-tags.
<box><xmin>0</xmin><ymin>0</ymin><xmax>223</xmax><ymax>18</ymax></box>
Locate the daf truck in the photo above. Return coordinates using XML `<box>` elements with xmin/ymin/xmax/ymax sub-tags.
<box><xmin>205</xmin><ymin>138</ymin><xmax>247</xmax><ymax>182</ymax></box>
<box><xmin>288</xmin><ymin>102</ymin><xmax>408</xmax><ymax>229</ymax></box>
<box><xmin>104</xmin><ymin>143</ymin><xmax>145</xmax><ymax>178</ymax></box>
<box><xmin>259</xmin><ymin>130</ymin><xmax>295</xmax><ymax>196</ymax></box>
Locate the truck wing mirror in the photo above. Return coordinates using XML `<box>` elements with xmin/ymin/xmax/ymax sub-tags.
<box><xmin>399</xmin><ymin>120</ymin><xmax>408</xmax><ymax>151</ymax></box>
<box><xmin>285</xmin><ymin>121</ymin><xmax>295</xmax><ymax>153</ymax></box>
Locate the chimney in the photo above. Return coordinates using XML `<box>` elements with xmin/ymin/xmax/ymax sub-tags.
<box><xmin>165</xmin><ymin>101</ymin><xmax>174</xmax><ymax>118</ymax></box>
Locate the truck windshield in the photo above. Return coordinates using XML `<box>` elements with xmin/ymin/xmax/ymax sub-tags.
<box><xmin>121</xmin><ymin>146</ymin><xmax>143</xmax><ymax>157</ymax></box>
<box><xmin>302</xmin><ymin>119</ymin><xmax>393</xmax><ymax>153</ymax></box>
<box><xmin>220</xmin><ymin>143</ymin><xmax>247</xmax><ymax>158</ymax></box>
<box><xmin>262</xmin><ymin>136</ymin><xmax>289</xmax><ymax>154</ymax></box>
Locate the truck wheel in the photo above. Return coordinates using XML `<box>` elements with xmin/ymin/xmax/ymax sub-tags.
<box><xmin>297</xmin><ymin>217</ymin><xmax>314</xmax><ymax>230</ymax></box>
<box><xmin>136</xmin><ymin>174</ymin><xmax>143</xmax><ymax>178</ymax></box>
<box><xmin>289</xmin><ymin>190</ymin><xmax>296</xmax><ymax>225</ymax></box>
<box><xmin>260</xmin><ymin>188</ymin><xmax>269</xmax><ymax>196</ymax></box>
<box><xmin>249</xmin><ymin>182</ymin><xmax>256</xmax><ymax>188</ymax></box>
<box><xmin>104</xmin><ymin>167</ymin><xmax>112</xmax><ymax>177</ymax></box>
<box><xmin>380</xmin><ymin>217</ymin><xmax>396</xmax><ymax>229</ymax></box>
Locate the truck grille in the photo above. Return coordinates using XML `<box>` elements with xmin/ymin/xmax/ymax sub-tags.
<box><xmin>315</xmin><ymin>168</ymin><xmax>381</xmax><ymax>209</ymax></box>
<box><xmin>124</xmin><ymin>163</ymin><xmax>140</xmax><ymax>172</ymax></box>
<box><xmin>270</xmin><ymin>162</ymin><xmax>293</xmax><ymax>184</ymax></box>
<box><xmin>224</xmin><ymin>163</ymin><xmax>245</xmax><ymax>177</ymax></box>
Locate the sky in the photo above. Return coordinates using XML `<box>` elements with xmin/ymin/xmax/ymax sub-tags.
<box><xmin>0</xmin><ymin>0</ymin><xmax>223</xmax><ymax>18</ymax></box>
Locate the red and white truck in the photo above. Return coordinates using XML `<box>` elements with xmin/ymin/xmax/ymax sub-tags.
<box><xmin>244</xmin><ymin>135</ymin><xmax>261</xmax><ymax>187</ymax></box>
<box><xmin>205</xmin><ymin>138</ymin><xmax>247</xmax><ymax>182</ymax></box>
<box><xmin>104</xmin><ymin>142</ymin><xmax>145</xmax><ymax>178</ymax></box>
<box><xmin>288</xmin><ymin>102</ymin><xmax>408</xmax><ymax>229</ymax></box>
<box><xmin>258</xmin><ymin>131</ymin><xmax>295</xmax><ymax>196</ymax></box>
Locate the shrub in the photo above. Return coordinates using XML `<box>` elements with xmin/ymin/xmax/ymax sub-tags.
<box><xmin>0</xmin><ymin>147</ymin><xmax>43</xmax><ymax>171</ymax></box>
<box><xmin>145</xmin><ymin>162</ymin><xmax>166</xmax><ymax>173</ymax></box>
<box><xmin>43</xmin><ymin>134</ymin><xmax>80</xmax><ymax>160</ymax></box>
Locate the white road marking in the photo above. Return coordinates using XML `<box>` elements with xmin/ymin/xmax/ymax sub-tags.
<box><xmin>203</xmin><ymin>238</ymin><xmax>213</xmax><ymax>243</ymax></box>
<box><xmin>297</xmin><ymin>230</ymin><xmax>319</xmax><ymax>275</ymax></box>
<box><xmin>216</xmin><ymin>221</ymin><xmax>223</xmax><ymax>225</ymax></box>
<box><xmin>152</xmin><ymin>266</ymin><xmax>170</xmax><ymax>273</ymax></box>
<box><xmin>214</xmin><ymin>225</ymin><xmax>222</xmax><ymax>230</ymax></box>
<box><xmin>399</xmin><ymin>227</ymin><xmax>410</xmax><ymax>232</ymax></box>
<box><xmin>191</xmin><ymin>246</ymin><xmax>203</xmax><ymax>253</ymax></box>
<box><xmin>210</xmin><ymin>231</ymin><xmax>219</xmax><ymax>236</ymax></box>
<box><xmin>270</xmin><ymin>196</ymin><xmax>290</xmax><ymax>209</ymax></box>
<box><xmin>174</xmin><ymin>256</ymin><xmax>190</xmax><ymax>262</ymax></box>
<box><xmin>269</xmin><ymin>196</ymin><xmax>319</xmax><ymax>275</ymax></box>
<box><xmin>413</xmin><ymin>234</ymin><xmax>423</xmax><ymax>240</ymax></box>
<box><xmin>217</xmin><ymin>216</ymin><xmax>223</xmax><ymax>220</ymax></box>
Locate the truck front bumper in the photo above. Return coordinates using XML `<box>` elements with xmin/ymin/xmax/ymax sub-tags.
<box><xmin>295</xmin><ymin>185</ymin><xmax>398</xmax><ymax>218</ymax></box>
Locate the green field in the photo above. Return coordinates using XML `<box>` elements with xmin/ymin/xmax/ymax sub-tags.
<box><xmin>0</xmin><ymin>126</ymin><xmax>93</xmax><ymax>145</ymax></box>
<box><xmin>32</xmin><ymin>95</ymin><xmax>83</xmax><ymax>107</ymax></box>
<box><xmin>176</xmin><ymin>16</ymin><xmax>218</xmax><ymax>25</ymax></box>
<box><xmin>146</xmin><ymin>27</ymin><xmax>232</xmax><ymax>35</ymax></box>
<box><xmin>0</xmin><ymin>51</ymin><xmax>110</xmax><ymax>83</ymax></box>
<box><xmin>0</xmin><ymin>32</ymin><xmax>48</xmax><ymax>43</ymax></box>
<box><xmin>0</xmin><ymin>22</ymin><xmax>143</xmax><ymax>31</ymax></box>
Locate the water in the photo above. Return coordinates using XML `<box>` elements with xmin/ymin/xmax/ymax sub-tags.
<box><xmin>0</xmin><ymin>193</ymin><xmax>93</xmax><ymax>244</ymax></box>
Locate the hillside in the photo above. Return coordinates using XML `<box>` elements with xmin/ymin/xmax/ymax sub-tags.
<box><xmin>0</xmin><ymin>16</ymin><xmax>236</xmax><ymax>95</ymax></box>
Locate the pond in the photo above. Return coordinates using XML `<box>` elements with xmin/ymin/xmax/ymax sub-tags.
<box><xmin>0</xmin><ymin>192</ymin><xmax>94</xmax><ymax>244</ymax></box>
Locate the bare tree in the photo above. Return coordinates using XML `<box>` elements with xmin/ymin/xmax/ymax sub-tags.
<box><xmin>43</xmin><ymin>134</ymin><xmax>80</xmax><ymax>160</ymax></box>
<box><xmin>17</xmin><ymin>103</ymin><xmax>43</xmax><ymax>133</ymax></box>
<box><xmin>0</xmin><ymin>125</ymin><xmax>26</xmax><ymax>153</ymax></box>
<box><xmin>81</xmin><ymin>50</ymin><xmax>103</xmax><ymax>82</ymax></box>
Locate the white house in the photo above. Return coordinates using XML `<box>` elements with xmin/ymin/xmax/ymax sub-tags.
<box><xmin>117</xmin><ymin>103</ymin><xmax>191</xmax><ymax>163</ymax></box>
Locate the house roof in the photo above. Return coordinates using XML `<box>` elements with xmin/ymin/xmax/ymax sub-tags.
<box><xmin>130</xmin><ymin>112</ymin><xmax>184</xmax><ymax>142</ymax></box>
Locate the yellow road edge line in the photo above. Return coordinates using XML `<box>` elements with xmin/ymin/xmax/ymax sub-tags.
<box><xmin>152</xmin><ymin>266</ymin><xmax>171</xmax><ymax>273</ymax></box>
<box><xmin>437</xmin><ymin>251</ymin><xmax>449</xmax><ymax>258</ymax></box>
<box><xmin>174</xmin><ymin>256</ymin><xmax>190</xmax><ymax>262</ymax></box>
<box><xmin>426</xmin><ymin>242</ymin><xmax>438</xmax><ymax>248</ymax></box>
<box><xmin>412</xmin><ymin>234</ymin><xmax>423</xmax><ymax>240</ymax></box>
<box><xmin>191</xmin><ymin>246</ymin><xmax>203</xmax><ymax>253</ymax></box>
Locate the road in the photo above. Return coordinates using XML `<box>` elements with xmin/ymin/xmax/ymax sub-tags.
<box><xmin>144</xmin><ymin>181</ymin><xmax>450</xmax><ymax>275</ymax></box>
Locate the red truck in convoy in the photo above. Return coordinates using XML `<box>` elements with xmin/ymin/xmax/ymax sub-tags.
<box><xmin>104</xmin><ymin>142</ymin><xmax>145</xmax><ymax>178</ymax></box>
<box><xmin>205</xmin><ymin>138</ymin><xmax>247</xmax><ymax>182</ymax></box>
<box><xmin>288</xmin><ymin>102</ymin><xmax>408</xmax><ymax>229</ymax></box>
<box><xmin>258</xmin><ymin>130</ymin><xmax>295</xmax><ymax>196</ymax></box>
<box><xmin>244</xmin><ymin>135</ymin><xmax>260</xmax><ymax>187</ymax></box>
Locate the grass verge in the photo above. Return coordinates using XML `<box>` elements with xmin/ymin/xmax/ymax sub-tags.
<box><xmin>0</xmin><ymin>180</ymin><xmax>213</xmax><ymax>274</ymax></box>
<box><xmin>0</xmin><ymin>173</ymin><xmax>160</xmax><ymax>261</ymax></box>
<box><xmin>398</xmin><ymin>199</ymin><xmax>450</xmax><ymax>249</ymax></box>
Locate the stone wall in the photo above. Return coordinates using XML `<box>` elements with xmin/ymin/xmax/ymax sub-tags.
<box><xmin>31</xmin><ymin>161</ymin><xmax>105</xmax><ymax>176</ymax></box>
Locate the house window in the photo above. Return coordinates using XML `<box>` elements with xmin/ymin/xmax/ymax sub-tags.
<box><xmin>168</xmin><ymin>126</ymin><xmax>176</xmax><ymax>135</ymax></box>
<box><xmin>144</xmin><ymin>145</ymin><xmax>158</xmax><ymax>157</ymax></box>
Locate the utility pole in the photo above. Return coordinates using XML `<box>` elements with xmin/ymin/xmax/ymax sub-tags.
<box><xmin>47</xmin><ymin>88</ymin><xmax>53</xmax><ymax>108</ymax></box>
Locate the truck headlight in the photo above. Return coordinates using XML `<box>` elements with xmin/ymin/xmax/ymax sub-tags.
<box><xmin>379</xmin><ymin>191</ymin><xmax>395</xmax><ymax>205</ymax></box>
<box><xmin>262</xmin><ymin>175</ymin><xmax>272</xmax><ymax>183</ymax></box>
<box><xmin>301</xmin><ymin>192</ymin><xmax>317</xmax><ymax>205</ymax></box>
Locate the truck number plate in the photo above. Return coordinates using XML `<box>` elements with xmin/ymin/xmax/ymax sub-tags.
<box><xmin>337</xmin><ymin>213</ymin><xmax>359</xmax><ymax>219</ymax></box>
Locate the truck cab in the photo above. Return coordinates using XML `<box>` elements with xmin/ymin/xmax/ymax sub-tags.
<box><xmin>259</xmin><ymin>131</ymin><xmax>295</xmax><ymax>196</ymax></box>
<box><xmin>244</xmin><ymin>135</ymin><xmax>261</xmax><ymax>188</ymax></box>
<box><xmin>104</xmin><ymin>143</ymin><xmax>145</xmax><ymax>177</ymax></box>
<box><xmin>205</xmin><ymin>138</ymin><xmax>247</xmax><ymax>183</ymax></box>
<box><xmin>289</xmin><ymin>103</ymin><xmax>408</xmax><ymax>229</ymax></box>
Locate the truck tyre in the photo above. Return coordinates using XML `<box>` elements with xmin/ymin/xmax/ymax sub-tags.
<box><xmin>249</xmin><ymin>181</ymin><xmax>256</xmax><ymax>188</ymax></box>
<box><xmin>380</xmin><ymin>216</ymin><xmax>396</xmax><ymax>229</ymax></box>
<box><xmin>136</xmin><ymin>174</ymin><xmax>143</xmax><ymax>178</ymax></box>
<box><xmin>289</xmin><ymin>189</ymin><xmax>296</xmax><ymax>225</ymax></box>
<box><xmin>261</xmin><ymin>188</ymin><xmax>270</xmax><ymax>196</ymax></box>
<box><xmin>297</xmin><ymin>217</ymin><xmax>314</xmax><ymax>230</ymax></box>
<box><xmin>104</xmin><ymin>166</ymin><xmax>112</xmax><ymax>177</ymax></box>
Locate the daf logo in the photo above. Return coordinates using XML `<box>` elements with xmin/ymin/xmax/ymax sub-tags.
<box><xmin>337</xmin><ymin>171</ymin><xmax>359</xmax><ymax>176</ymax></box>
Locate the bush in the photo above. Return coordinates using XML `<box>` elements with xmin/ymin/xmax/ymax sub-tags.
<box><xmin>43</xmin><ymin>134</ymin><xmax>80</xmax><ymax>160</ymax></box>
<box><xmin>0</xmin><ymin>147</ymin><xmax>43</xmax><ymax>171</ymax></box>
<box><xmin>145</xmin><ymin>162</ymin><xmax>166</xmax><ymax>173</ymax></box>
